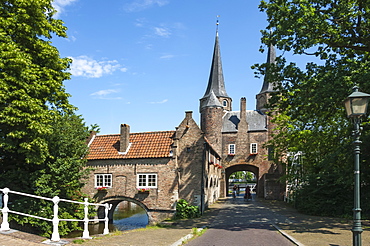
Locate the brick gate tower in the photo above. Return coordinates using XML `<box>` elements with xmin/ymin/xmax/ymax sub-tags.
<box><xmin>200</xmin><ymin>30</ymin><xmax>284</xmax><ymax>200</ymax></box>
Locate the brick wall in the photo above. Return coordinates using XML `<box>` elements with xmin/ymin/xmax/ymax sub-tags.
<box><xmin>83</xmin><ymin>158</ymin><xmax>178</xmax><ymax>212</ymax></box>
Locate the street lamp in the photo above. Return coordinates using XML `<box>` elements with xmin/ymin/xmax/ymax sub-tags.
<box><xmin>344</xmin><ymin>86</ymin><xmax>370</xmax><ymax>246</ymax></box>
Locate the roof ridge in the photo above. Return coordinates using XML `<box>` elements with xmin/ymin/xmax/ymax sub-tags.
<box><xmin>130</xmin><ymin>130</ymin><xmax>175</xmax><ymax>135</ymax></box>
<box><xmin>94</xmin><ymin>130</ymin><xmax>175</xmax><ymax>137</ymax></box>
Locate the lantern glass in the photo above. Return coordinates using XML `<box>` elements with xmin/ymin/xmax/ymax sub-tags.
<box><xmin>344</xmin><ymin>88</ymin><xmax>370</xmax><ymax>118</ymax></box>
<box><xmin>344</xmin><ymin>98</ymin><xmax>352</xmax><ymax>117</ymax></box>
<box><xmin>344</xmin><ymin>96</ymin><xmax>370</xmax><ymax>118</ymax></box>
<box><xmin>352</xmin><ymin>97</ymin><xmax>369</xmax><ymax>115</ymax></box>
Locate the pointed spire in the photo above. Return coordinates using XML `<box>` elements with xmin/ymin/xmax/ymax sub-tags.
<box><xmin>259</xmin><ymin>44</ymin><xmax>276</xmax><ymax>94</ymax></box>
<box><xmin>202</xmin><ymin>29</ymin><xmax>230</xmax><ymax>99</ymax></box>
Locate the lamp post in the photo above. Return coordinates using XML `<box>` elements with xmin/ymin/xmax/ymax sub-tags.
<box><xmin>344</xmin><ymin>86</ymin><xmax>370</xmax><ymax>246</ymax></box>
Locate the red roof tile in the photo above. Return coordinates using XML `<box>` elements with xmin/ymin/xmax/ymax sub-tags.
<box><xmin>86</xmin><ymin>131</ymin><xmax>175</xmax><ymax>160</ymax></box>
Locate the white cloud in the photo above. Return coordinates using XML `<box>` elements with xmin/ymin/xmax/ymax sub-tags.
<box><xmin>135</xmin><ymin>18</ymin><xmax>147</xmax><ymax>27</ymax></box>
<box><xmin>154</xmin><ymin>27</ymin><xmax>171</xmax><ymax>37</ymax></box>
<box><xmin>150</xmin><ymin>99</ymin><xmax>168</xmax><ymax>104</ymax></box>
<box><xmin>124</xmin><ymin>0</ymin><xmax>169</xmax><ymax>12</ymax></box>
<box><xmin>67</xmin><ymin>35</ymin><xmax>77</xmax><ymax>42</ymax></box>
<box><xmin>90</xmin><ymin>89</ymin><xmax>123</xmax><ymax>100</ymax></box>
<box><xmin>52</xmin><ymin>0</ymin><xmax>78</xmax><ymax>17</ymax></box>
<box><xmin>90</xmin><ymin>89</ymin><xmax>119</xmax><ymax>97</ymax></box>
<box><xmin>69</xmin><ymin>56</ymin><xmax>127</xmax><ymax>78</ymax></box>
<box><xmin>159</xmin><ymin>54</ymin><xmax>174</xmax><ymax>59</ymax></box>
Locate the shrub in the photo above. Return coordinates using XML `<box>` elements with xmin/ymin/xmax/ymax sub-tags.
<box><xmin>175</xmin><ymin>199</ymin><xmax>200</xmax><ymax>219</ymax></box>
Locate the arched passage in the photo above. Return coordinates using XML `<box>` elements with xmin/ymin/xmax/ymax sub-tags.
<box><xmin>225</xmin><ymin>164</ymin><xmax>259</xmax><ymax>197</ymax></box>
<box><xmin>97</xmin><ymin>196</ymin><xmax>151</xmax><ymax>224</ymax></box>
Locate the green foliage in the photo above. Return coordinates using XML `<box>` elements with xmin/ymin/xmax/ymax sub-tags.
<box><xmin>295</xmin><ymin>174</ymin><xmax>353</xmax><ymax>217</ymax></box>
<box><xmin>230</xmin><ymin>171</ymin><xmax>255</xmax><ymax>182</ymax></box>
<box><xmin>256</xmin><ymin>0</ymin><xmax>370</xmax><ymax>218</ymax></box>
<box><xmin>0</xmin><ymin>0</ymin><xmax>93</xmax><ymax>236</ymax></box>
<box><xmin>175</xmin><ymin>199</ymin><xmax>200</xmax><ymax>219</ymax></box>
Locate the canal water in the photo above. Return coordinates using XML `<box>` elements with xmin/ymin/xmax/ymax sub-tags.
<box><xmin>68</xmin><ymin>201</ymin><xmax>149</xmax><ymax>237</ymax></box>
<box><xmin>110</xmin><ymin>201</ymin><xmax>148</xmax><ymax>231</ymax></box>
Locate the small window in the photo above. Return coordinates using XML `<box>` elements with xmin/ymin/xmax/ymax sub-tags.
<box><xmin>137</xmin><ymin>173</ymin><xmax>157</xmax><ymax>188</ymax></box>
<box><xmin>228</xmin><ymin>144</ymin><xmax>235</xmax><ymax>155</ymax></box>
<box><xmin>250</xmin><ymin>143</ymin><xmax>258</xmax><ymax>154</ymax></box>
<box><xmin>223</xmin><ymin>100</ymin><xmax>228</xmax><ymax>107</ymax></box>
<box><xmin>95</xmin><ymin>174</ymin><xmax>112</xmax><ymax>188</ymax></box>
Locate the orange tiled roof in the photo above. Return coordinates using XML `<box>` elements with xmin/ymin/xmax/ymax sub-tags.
<box><xmin>86</xmin><ymin>131</ymin><xmax>175</xmax><ymax>160</ymax></box>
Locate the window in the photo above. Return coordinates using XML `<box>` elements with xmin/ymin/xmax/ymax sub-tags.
<box><xmin>250</xmin><ymin>143</ymin><xmax>258</xmax><ymax>154</ymax></box>
<box><xmin>223</xmin><ymin>100</ymin><xmax>228</xmax><ymax>107</ymax></box>
<box><xmin>228</xmin><ymin>144</ymin><xmax>235</xmax><ymax>155</ymax></box>
<box><xmin>95</xmin><ymin>174</ymin><xmax>112</xmax><ymax>188</ymax></box>
<box><xmin>137</xmin><ymin>173</ymin><xmax>157</xmax><ymax>188</ymax></box>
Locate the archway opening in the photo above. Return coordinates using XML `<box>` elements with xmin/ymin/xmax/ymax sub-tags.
<box><xmin>225</xmin><ymin>164</ymin><xmax>259</xmax><ymax>198</ymax></box>
<box><xmin>92</xmin><ymin>198</ymin><xmax>149</xmax><ymax>235</ymax></box>
<box><xmin>228</xmin><ymin>171</ymin><xmax>256</xmax><ymax>196</ymax></box>
<box><xmin>111</xmin><ymin>200</ymin><xmax>149</xmax><ymax>231</ymax></box>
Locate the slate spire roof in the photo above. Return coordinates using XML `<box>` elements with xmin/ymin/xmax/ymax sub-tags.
<box><xmin>201</xmin><ymin>90</ymin><xmax>222</xmax><ymax>110</ymax></box>
<box><xmin>259</xmin><ymin>44</ymin><xmax>277</xmax><ymax>94</ymax></box>
<box><xmin>202</xmin><ymin>31</ymin><xmax>230</xmax><ymax>100</ymax></box>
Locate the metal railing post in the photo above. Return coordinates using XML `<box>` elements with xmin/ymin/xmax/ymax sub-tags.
<box><xmin>82</xmin><ymin>198</ymin><xmax>90</xmax><ymax>239</ymax></box>
<box><xmin>103</xmin><ymin>203</ymin><xmax>110</xmax><ymax>235</ymax></box>
<box><xmin>51</xmin><ymin>196</ymin><xmax>60</xmax><ymax>241</ymax></box>
<box><xmin>0</xmin><ymin>188</ymin><xmax>10</xmax><ymax>231</ymax></box>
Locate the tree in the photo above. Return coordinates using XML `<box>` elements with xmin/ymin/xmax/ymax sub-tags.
<box><xmin>0</xmin><ymin>0</ymin><xmax>91</xmax><ymax>235</ymax></box>
<box><xmin>256</xmin><ymin>0</ymin><xmax>370</xmax><ymax>217</ymax></box>
<box><xmin>229</xmin><ymin>171</ymin><xmax>255</xmax><ymax>182</ymax></box>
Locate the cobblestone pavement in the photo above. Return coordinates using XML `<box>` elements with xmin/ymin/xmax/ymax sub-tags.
<box><xmin>185</xmin><ymin>197</ymin><xmax>295</xmax><ymax>246</ymax></box>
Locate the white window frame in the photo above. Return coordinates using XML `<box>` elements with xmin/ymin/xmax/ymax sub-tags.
<box><xmin>228</xmin><ymin>144</ymin><xmax>235</xmax><ymax>155</ymax></box>
<box><xmin>137</xmin><ymin>173</ymin><xmax>157</xmax><ymax>188</ymax></box>
<box><xmin>223</xmin><ymin>100</ymin><xmax>228</xmax><ymax>107</ymax></box>
<box><xmin>250</xmin><ymin>143</ymin><xmax>258</xmax><ymax>154</ymax></box>
<box><xmin>95</xmin><ymin>174</ymin><xmax>112</xmax><ymax>188</ymax></box>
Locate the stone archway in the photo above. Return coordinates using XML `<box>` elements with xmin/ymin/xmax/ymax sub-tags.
<box><xmin>97</xmin><ymin>196</ymin><xmax>152</xmax><ymax>224</ymax></box>
<box><xmin>225</xmin><ymin>164</ymin><xmax>259</xmax><ymax>197</ymax></box>
<box><xmin>97</xmin><ymin>196</ymin><xmax>174</xmax><ymax>224</ymax></box>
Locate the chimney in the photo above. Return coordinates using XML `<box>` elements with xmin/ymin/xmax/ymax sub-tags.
<box><xmin>239</xmin><ymin>97</ymin><xmax>248</xmax><ymax>131</ymax></box>
<box><xmin>120</xmin><ymin>124</ymin><xmax>130</xmax><ymax>153</ymax></box>
<box><xmin>240</xmin><ymin>97</ymin><xmax>246</xmax><ymax>121</ymax></box>
<box><xmin>185</xmin><ymin>111</ymin><xmax>193</xmax><ymax>119</ymax></box>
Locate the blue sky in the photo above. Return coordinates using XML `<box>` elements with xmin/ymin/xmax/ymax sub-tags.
<box><xmin>51</xmin><ymin>0</ymin><xmax>273</xmax><ymax>135</ymax></box>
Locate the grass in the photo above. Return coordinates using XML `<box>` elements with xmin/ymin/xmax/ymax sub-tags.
<box><xmin>72</xmin><ymin>239</ymin><xmax>86</xmax><ymax>244</ymax></box>
<box><xmin>72</xmin><ymin>229</ymin><xmax>123</xmax><ymax>244</ymax></box>
<box><xmin>180</xmin><ymin>227</ymin><xmax>207</xmax><ymax>245</ymax></box>
<box><xmin>192</xmin><ymin>227</ymin><xmax>207</xmax><ymax>237</ymax></box>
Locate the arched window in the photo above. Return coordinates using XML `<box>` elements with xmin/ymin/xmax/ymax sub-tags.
<box><xmin>223</xmin><ymin>100</ymin><xmax>228</xmax><ymax>107</ymax></box>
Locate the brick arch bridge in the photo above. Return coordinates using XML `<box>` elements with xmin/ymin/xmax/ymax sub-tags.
<box><xmin>96</xmin><ymin>195</ymin><xmax>172</xmax><ymax>225</ymax></box>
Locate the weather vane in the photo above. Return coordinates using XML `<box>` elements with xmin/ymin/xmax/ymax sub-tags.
<box><xmin>216</xmin><ymin>15</ymin><xmax>220</xmax><ymax>32</ymax></box>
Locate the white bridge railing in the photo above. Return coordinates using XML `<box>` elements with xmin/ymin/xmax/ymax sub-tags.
<box><xmin>0</xmin><ymin>187</ymin><xmax>112</xmax><ymax>242</ymax></box>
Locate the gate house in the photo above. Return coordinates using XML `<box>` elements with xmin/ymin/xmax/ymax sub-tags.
<box><xmin>83</xmin><ymin>112</ymin><xmax>222</xmax><ymax>223</ymax></box>
<box><xmin>83</xmin><ymin>30</ymin><xmax>284</xmax><ymax>223</ymax></box>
